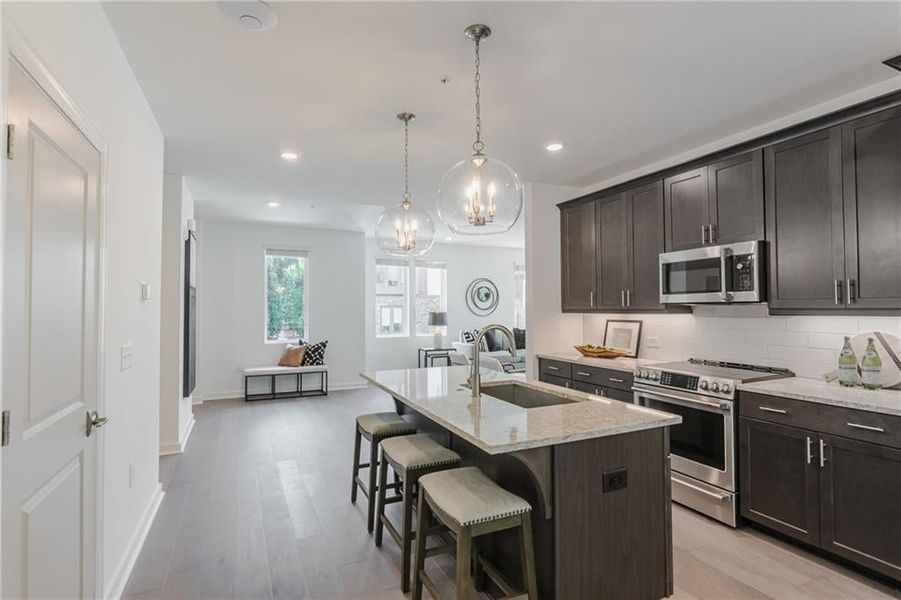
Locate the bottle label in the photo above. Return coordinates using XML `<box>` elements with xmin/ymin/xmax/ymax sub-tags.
<box><xmin>861</xmin><ymin>366</ymin><xmax>881</xmax><ymax>387</ymax></box>
<box><xmin>839</xmin><ymin>364</ymin><xmax>859</xmax><ymax>384</ymax></box>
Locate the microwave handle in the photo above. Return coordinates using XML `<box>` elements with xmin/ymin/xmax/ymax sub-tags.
<box><xmin>720</xmin><ymin>247</ymin><xmax>733</xmax><ymax>302</ymax></box>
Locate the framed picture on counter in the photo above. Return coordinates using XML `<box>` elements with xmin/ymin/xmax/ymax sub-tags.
<box><xmin>603</xmin><ymin>319</ymin><xmax>642</xmax><ymax>358</ymax></box>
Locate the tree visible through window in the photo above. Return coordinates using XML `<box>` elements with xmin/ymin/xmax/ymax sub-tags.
<box><xmin>266</xmin><ymin>250</ymin><xmax>307</xmax><ymax>342</ymax></box>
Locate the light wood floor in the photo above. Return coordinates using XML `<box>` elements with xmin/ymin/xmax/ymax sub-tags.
<box><xmin>123</xmin><ymin>389</ymin><xmax>901</xmax><ymax>600</ymax></box>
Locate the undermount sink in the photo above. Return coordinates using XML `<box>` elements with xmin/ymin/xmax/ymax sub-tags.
<box><xmin>480</xmin><ymin>381</ymin><xmax>579</xmax><ymax>409</ymax></box>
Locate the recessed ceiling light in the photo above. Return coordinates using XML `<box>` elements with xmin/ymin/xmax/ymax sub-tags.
<box><xmin>545</xmin><ymin>142</ymin><xmax>564</xmax><ymax>152</ymax></box>
<box><xmin>280</xmin><ymin>151</ymin><xmax>299</xmax><ymax>161</ymax></box>
<box><xmin>444</xmin><ymin>236</ymin><xmax>453</xmax><ymax>241</ymax></box>
<box><xmin>267</xmin><ymin>201</ymin><xmax>280</xmax><ymax>208</ymax></box>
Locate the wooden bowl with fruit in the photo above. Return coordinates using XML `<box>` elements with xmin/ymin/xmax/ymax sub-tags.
<box><xmin>574</xmin><ymin>344</ymin><xmax>628</xmax><ymax>359</ymax></box>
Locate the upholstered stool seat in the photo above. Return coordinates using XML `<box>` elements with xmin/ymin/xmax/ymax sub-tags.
<box><xmin>351</xmin><ymin>412</ymin><xmax>417</xmax><ymax>533</ymax></box>
<box><xmin>413</xmin><ymin>466</ymin><xmax>537</xmax><ymax>600</ymax></box>
<box><xmin>356</xmin><ymin>412</ymin><xmax>417</xmax><ymax>440</ymax></box>
<box><xmin>375</xmin><ymin>434</ymin><xmax>461</xmax><ymax>592</ymax></box>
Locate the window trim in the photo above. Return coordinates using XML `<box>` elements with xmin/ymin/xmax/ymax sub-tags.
<box><xmin>375</xmin><ymin>258</ymin><xmax>411</xmax><ymax>338</ymax></box>
<box><xmin>264</xmin><ymin>247</ymin><xmax>310</xmax><ymax>344</ymax></box>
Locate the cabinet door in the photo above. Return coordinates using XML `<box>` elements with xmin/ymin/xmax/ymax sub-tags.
<box><xmin>842</xmin><ymin>106</ymin><xmax>901</xmax><ymax>310</ymax></box>
<box><xmin>625</xmin><ymin>180</ymin><xmax>665</xmax><ymax>310</ymax></box>
<box><xmin>739</xmin><ymin>418</ymin><xmax>820</xmax><ymax>546</ymax></box>
<box><xmin>819</xmin><ymin>434</ymin><xmax>901</xmax><ymax>580</ymax></box>
<box><xmin>708</xmin><ymin>150</ymin><xmax>764</xmax><ymax>244</ymax></box>
<box><xmin>597</xmin><ymin>196</ymin><xmax>628</xmax><ymax>309</ymax></box>
<box><xmin>765</xmin><ymin>127</ymin><xmax>845</xmax><ymax>311</ymax></box>
<box><xmin>664</xmin><ymin>167</ymin><xmax>709</xmax><ymax>251</ymax></box>
<box><xmin>560</xmin><ymin>201</ymin><xmax>597</xmax><ymax>311</ymax></box>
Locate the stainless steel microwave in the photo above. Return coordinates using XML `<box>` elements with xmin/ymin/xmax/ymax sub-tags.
<box><xmin>659</xmin><ymin>241</ymin><xmax>764</xmax><ymax>304</ymax></box>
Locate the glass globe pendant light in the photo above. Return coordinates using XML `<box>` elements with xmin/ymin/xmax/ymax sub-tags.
<box><xmin>437</xmin><ymin>24</ymin><xmax>523</xmax><ymax>235</ymax></box>
<box><xmin>376</xmin><ymin>112</ymin><xmax>435</xmax><ymax>256</ymax></box>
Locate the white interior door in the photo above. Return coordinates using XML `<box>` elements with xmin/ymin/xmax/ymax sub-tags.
<box><xmin>2</xmin><ymin>59</ymin><xmax>103</xmax><ymax>599</ymax></box>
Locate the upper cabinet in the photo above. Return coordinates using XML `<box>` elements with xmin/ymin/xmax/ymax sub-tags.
<box><xmin>664</xmin><ymin>150</ymin><xmax>764</xmax><ymax>251</ymax></box>
<box><xmin>767</xmin><ymin>105</ymin><xmax>901</xmax><ymax>312</ymax></box>
<box><xmin>625</xmin><ymin>181</ymin><xmax>666</xmax><ymax>310</ymax></box>
<box><xmin>560</xmin><ymin>200</ymin><xmax>597</xmax><ymax>311</ymax></box>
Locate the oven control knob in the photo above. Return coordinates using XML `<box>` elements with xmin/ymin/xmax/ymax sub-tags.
<box><xmin>698</xmin><ymin>380</ymin><xmax>708</xmax><ymax>390</ymax></box>
<box><xmin>650</xmin><ymin>371</ymin><xmax>659</xmax><ymax>381</ymax></box>
<box><xmin>721</xmin><ymin>383</ymin><xmax>732</xmax><ymax>394</ymax></box>
<box><xmin>638</xmin><ymin>370</ymin><xmax>648</xmax><ymax>379</ymax></box>
<box><xmin>709</xmin><ymin>381</ymin><xmax>720</xmax><ymax>393</ymax></box>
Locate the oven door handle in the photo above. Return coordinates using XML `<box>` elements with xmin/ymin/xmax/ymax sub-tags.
<box><xmin>672</xmin><ymin>475</ymin><xmax>731</xmax><ymax>501</ymax></box>
<box><xmin>634</xmin><ymin>385</ymin><xmax>731</xmax><ymax>413</ymax></box>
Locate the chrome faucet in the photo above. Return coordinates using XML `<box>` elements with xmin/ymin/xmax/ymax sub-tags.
<box><xmin>470</xmin><ymin>324</ymin><xmax>517</xmax><ymax>398</ymax></box>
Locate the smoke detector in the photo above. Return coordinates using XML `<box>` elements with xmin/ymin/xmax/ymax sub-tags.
<box><xmin>218</xmin><ymin>1</ymin><xmax>278</xmax><ymax>31</ymax></box>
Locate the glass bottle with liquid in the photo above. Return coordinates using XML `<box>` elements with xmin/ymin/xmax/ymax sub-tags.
<box><xmin>838</xmin><ymin>336</ymin><xmax>860</xmax><ymax>387</ymax></box>
<box><xmin>860</xmin><ymin>337</ymin><xmax>883</xmax><ymax>390</ymax></box>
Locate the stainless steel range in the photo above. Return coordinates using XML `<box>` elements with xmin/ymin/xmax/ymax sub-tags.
<box><xmin>633</xmin><ymin>359</ymin><xmax>794</xmax><ymax>526</ymax></box>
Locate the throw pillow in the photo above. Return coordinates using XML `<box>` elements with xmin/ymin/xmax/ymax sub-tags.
<box><xmin>485</xmin><ymin>329</ymin><xmax>510</xmax><ymax>352</ymax></box>
<box><xmin>278</xmin><ymin>344</ymin><xmax>307</xmax><ymax>367</ymax></box>
<box><xmin>461</xmin><ymin>328</ymin><xmax>488</xmax><ymax>351</ymax></box>
<box><xmin>513</xmin><ymin>328</ymin><xmax>526</xmax><ymax>350</ymax></box>
<box><xmin>302</xmin><ymin>340</ymin><xmax>328</xmax><ymax>366</ymax></box>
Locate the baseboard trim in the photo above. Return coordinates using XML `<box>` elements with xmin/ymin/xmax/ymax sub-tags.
<box><xmin>159</xmin><ymin>414</ymin><xmax>195</xmax><ymax>456</ymax></box>
<box><xmin>104</xmin><ymin>483</ymin><xmax>164</xmax><ymax>600</ymax></box>
<box><xmin>194</xmin><ymin>382</ymin><xmax>366</xmax><ymax>403</ymax></box>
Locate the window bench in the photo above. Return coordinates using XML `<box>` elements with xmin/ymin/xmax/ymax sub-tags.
<box><xmin>243</xmin><ymin>365</ymin><xmax>328</xmax><ymax>401</ymax></box>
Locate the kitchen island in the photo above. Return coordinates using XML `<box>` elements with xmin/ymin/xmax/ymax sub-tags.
<box><xmin>360</xmin><ymin>366</ymin><xmax>681</xmax><ymax>599</ymax></box>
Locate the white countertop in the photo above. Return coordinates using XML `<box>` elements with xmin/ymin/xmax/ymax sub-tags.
<box><xmin>360</xmin><ymin>366</ymin><xmax>680</xmax><ymax>455</ymax></box>
<box><xmin>536</xmin><ymin>352</ymin><xmax>660</xmax><ymax>373</ymax></box>
<box><xmin>740</xmin><ymin>377</ymin><xmax>901</xmax><ymax>417</ymax></box>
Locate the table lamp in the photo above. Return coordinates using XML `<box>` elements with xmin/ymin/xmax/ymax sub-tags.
<box><xmin>428</xmin><ymin>311</ymin><xmax>448</xmax><ymax>348</ymax></box>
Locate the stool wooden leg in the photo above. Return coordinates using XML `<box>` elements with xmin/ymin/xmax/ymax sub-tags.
<box><xmin>518</xmin><ymin>514</ymin><xmax>538</xmax><ymax>599</ymax></box>
<box><xmin>455</xmin><ymin>526</ymin><xmax>472</xmax><ymax>600</ymax></box>
<box><xmin>412</xmin><ymin>491</ymin><xmax>431</xmax><ymax>600</ymax></box>
<box><xmin>400</xmin><ymin>475</ymin><xmax>415</xmax><ymax>593</ymax></box>
<box><xmin>350</xmin><ymin>426</ymin><xmax>362</xmax><ymax>504</ymax></box>
<box><xmin>374</xmin><ymin>450</ymin><xmax>389</xmax><ymax>547</ymax></box>
<box><xmin>367</xmin><ymin>439</ymin><xmax>379</xmax><ymax>532</ymax></box>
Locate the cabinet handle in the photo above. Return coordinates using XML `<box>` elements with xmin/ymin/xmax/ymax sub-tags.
<box><xmin>805</xmin><ymin>436</ymin><xmax>813</xmax><ymax>464</ymax></box>
<box><xmin>834</xmin><ymin>279</ymin><xmax>842</xmax><ymax>306</ymax></box>
<box><xmin>565</xmin><ymin>380</ymin><xmax>571</xmax><ymax>388</ymax></box>
<box><xmin>608</xmin><ymin>377</ymin><xmax>625</xmax><ymax>383</ymax></box>
<box><xmin>620</xmin><ymin>290</ymin><xmax>625</xmax><ymax>308</ymax></box>
<box><xmin>846</xmin><ymin>278</ymin><xmax>855</xmax><ymax>304</ymax></box>
<box><xmin>846</xmin><ymin>422</ymin><xmax>885</xmax><ymax>433</ymax></box>
<box><xmin>709</xmin><ymin>223</ymin><xmax>717</xmax><ymax>243</ymax></box>
<box><xmin>701</xmin><ymin>225</ymin><xmax>708</xmax><ymax>245</ymax></box>
<box><xmin>819</xmin><ymin>438</ymin><xmax>827</xmax><ymax>468</ymax></box>
<box><xmin>758</xmin><ymin>406</ymin><xmax>788</xmax><ymax>414</ymax></box>
<box><xmin>589</xmin><ymin>291</ymin><xmax>594</xmax><ymax>307</ymax></box>
<box><xmin>546</xmin><ymin>366</ymin><xmax>560</xmax><ymax>372</ymax></box>
<box><xmin>626</xmin><ymin>289</ymin><xmax>631</xmax><ymax>307</ymax></box>
<box><xmin>576</xmin><ymin>371</ymin><xmax>592</xmax><ymax>377</ymax></box>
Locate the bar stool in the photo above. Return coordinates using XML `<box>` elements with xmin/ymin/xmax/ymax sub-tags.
<box><xmin>374</xmin><ymin>434</ymin><xmax>462</xmax><ymax>592</ymax></box>
<box><xmin>413</xmin><ymin>466</ymin><xmax>537</xmax><ymax>600</ymax></box>
<box><xmin>351</xmin><ymin>412</ymin><xmax>417</xmax><ymax>532</ymax></box>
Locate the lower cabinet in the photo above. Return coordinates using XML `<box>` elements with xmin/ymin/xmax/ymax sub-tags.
<box><xmin>740</xmin><ymin>409</ymin><xmax>901</xmax><ymax>581</ymax></box>
<box><xmin>538</xmin><ymin>359</ymin><xmax>634</xmax><ymax>402</ymax></box>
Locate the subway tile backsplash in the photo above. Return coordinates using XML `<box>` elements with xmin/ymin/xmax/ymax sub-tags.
<box><xmin>583</xmin><ymin>306</ymin><xmax>901</xmax><ymax>379</ymax></box>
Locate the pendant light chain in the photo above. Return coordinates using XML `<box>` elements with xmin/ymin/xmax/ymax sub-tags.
<box><xmin>402</xmin><ymin>116</ymin><xmax>411</xmax><ymax>202</ymax></box>
<box><xmin>473</xmin><ymin>34</ymin><xmax>484</xmax><ymax>155</ymax></box>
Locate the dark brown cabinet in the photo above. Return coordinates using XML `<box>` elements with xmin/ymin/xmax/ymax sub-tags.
<box><xmin>626</xmin><ymin>181</ymin><xmax>666</xmax><ymax>310</ymax></box>
<box><xmin>597</xmin><ymin>195</ymin><xmax>628</xmax><ymax>309</ymax></box>
<box><xmin>538</xmin><ymin>359</ymin><xmax>633</xmax><ymax>402</ymax></box>
<box><xmin>664</xmin><ymin>150</ymin><xmax>764</xmax><ymax>251</ymax></box>
<box><xmin>841</xmin><ymin>105</ymin><xmax>901</xmax><ymax>310</ymax></box>
<box><xmin>739</xmin><ymin>391</ymin><xmax>901</xmax><ymax>581</ymax></box>
<box><xmin>560</xmin><ymin>200</ymin><xmax>597</xmax><ymax>311</ymax></box>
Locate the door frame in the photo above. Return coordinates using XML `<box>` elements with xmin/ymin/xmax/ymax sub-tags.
<box><xmin>1</xmin><ymin>18</ymin><xmax>110</xmax><ymax>598</ymax></box>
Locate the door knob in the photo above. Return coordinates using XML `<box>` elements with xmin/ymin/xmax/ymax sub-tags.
<box><xmin>86</xmin><ymin>410</ymin><xmax>109</xmax><ymax>437</ymax></box>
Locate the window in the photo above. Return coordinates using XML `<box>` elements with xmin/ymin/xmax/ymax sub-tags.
<box><xmin>514</xmin><ymin>263</ymin><xmax>526</xmax><ymax>329</ymax></box>
<box><xmin>415</xmin><ymin>262</ymin><xmax>447</xmax><ymax>336</ymax></box>
<box><xmin>375</xmin><ymin>259</ymin><xmax>409</xmax><ymax>337</ymax></box>
<box><xmin>265</xmin><ymin>249</ymin><xmax>308</xmax><ymax>342</ymax></box>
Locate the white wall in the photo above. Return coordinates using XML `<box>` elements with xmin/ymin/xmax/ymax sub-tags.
<box><xmin>158</xmin><ymin>174</ymin><xmax>194</xmax><ymax>455</ymax></box>
<box><xmin>364</xmin><ymin>240</ymin><xmax>525</xmax><ymax>372</ymax></box>
<box><xmin>524</xmin><ymin>182</ymin><xmax>585</xmax><ymax>379</ymax></box>
<box><xmin>584</xmin><ymin>308</ymin><xmax>901</xmax><ymax>379</ymax></box>
<box><xmin>2</xmin><ymin>3</ymin><xmax>165</xmax><ymax>596</ymax></box>
<box><xmin>195</xmin><ymin>220</ymin><xmax>366</xmax><ymax>399</ymax></box>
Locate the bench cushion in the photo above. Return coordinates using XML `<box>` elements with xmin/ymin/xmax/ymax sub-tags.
<box><xmin>244</xmin><ymin>365</ymin><xmax>327</xmax><ymax>376</ymax></box>
<box><xmin>356</xmin><ymin>412</ymin><xmax>416</xmax><ymax>440</ymax></box>
<box><xmin>419</xmin><ymin>466</ymin><xmax>531</xmax><ymax>527</ymax></box>
<box><xmin>380</xmin><ymin>434</ymin><xmax>460</xmax><ymax>477</ymax></box>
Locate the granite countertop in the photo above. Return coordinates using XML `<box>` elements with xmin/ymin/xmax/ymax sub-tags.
<box><xmin>360</xmin><ymin>366</ymin><xmax>680</xmax><ymax>455</ymax></box>
<box><xmin>536</xmin><ymin>352</ymin><xmax>661</xmax><ymax>373</ymax></box>
<box><xmin>739</xmin><ymin>377</ymin><xmax>901</xmax><ymax>417</ymax></box>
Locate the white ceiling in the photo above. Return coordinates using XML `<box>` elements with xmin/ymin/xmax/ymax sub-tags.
<box><xmin>103</xmin><ymin>2</ymin><xmax>901</xmax><ymax>248</ymax></box>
